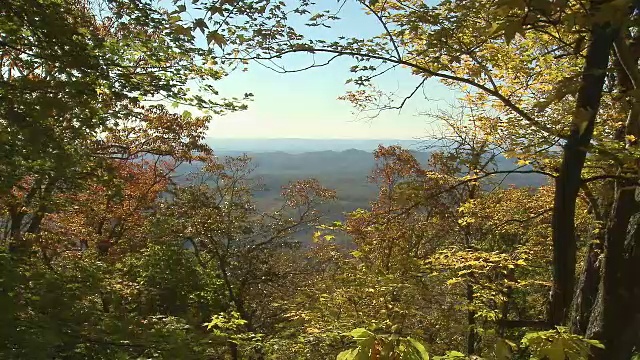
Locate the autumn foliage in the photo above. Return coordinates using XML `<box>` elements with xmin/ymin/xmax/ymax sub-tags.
<box><xmin>3</xmin><ymin>0</ymin><xmax>640</xmax><ymax>359</ymax></box>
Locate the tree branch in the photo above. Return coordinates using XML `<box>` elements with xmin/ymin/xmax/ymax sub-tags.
<box><xmin>235</xmin><ymin>47</ymin><xmax>562</xmax><ymax>139</ymax></box>
<box><xmin>361</xmin><ymin>0</ymin><xmax>402</xmax><ymax>60</ymax></box>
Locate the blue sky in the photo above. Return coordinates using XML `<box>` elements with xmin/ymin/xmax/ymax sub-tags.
<box><xmin>203</xmin><ymin>0</ymin><xmax>457</xmax><ymax>139</ymax></box>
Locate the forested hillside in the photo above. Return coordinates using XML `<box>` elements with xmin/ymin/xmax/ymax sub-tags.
<box><xmin>2</xmin><ymin>0</ymin><xmax>640</xmax><ymax>359</ymax></box>
<box><xmin>179</xmin><ymin>149</ymin><xmax>548</xmax><ymax>227</ymax></box>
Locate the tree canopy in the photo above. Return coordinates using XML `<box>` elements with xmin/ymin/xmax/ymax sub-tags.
<box><xmin>2</xmin><ymin>0</ymin><xmax>640</xmax><ymax>359</ymax></box>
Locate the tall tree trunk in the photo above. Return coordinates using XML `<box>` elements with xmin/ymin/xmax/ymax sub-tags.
<box><xmin>568</xmin><ymin>27</ymin><xmax>640</xmax><ymax>358</ymax></box>
<box><xmin>464</xmin><ymin>151</ymin><xmax>482</xmax><ymax>355</ymax></box>
<box><xmin>586</xmin><ymin>187</ymin><xmax>640</xmax><ymax>359</ymax></box>
<box><xmin>549</xmin><ymin>14</ymin><xmax>618</xmax><ymax>326</ymax></box>
<box><xmin>583</xmin><ymin>27</ymin><xmax>640</xmax><ymax>358</ymax></box>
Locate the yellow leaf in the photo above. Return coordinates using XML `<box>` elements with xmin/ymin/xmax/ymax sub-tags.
<box><xmin>206</xmin><ymin>31</ymin><xmax>227</xmax><ymax>48</ymax></box>
<box><xmin>306</xmin><ymin>327</ymin><xmax>321</xmax><ymax>334</ymax></box>
<box><xmin>573</xmin><ymin>108</ymin><xmax>592</xmax><ymax>135</ymax></box>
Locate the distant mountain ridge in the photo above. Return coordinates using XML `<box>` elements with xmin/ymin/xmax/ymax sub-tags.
<box><xmin>180</xmin><ymin>147</ymin><xmax>549</xmax><ymax>220</ymax></box>
<box><xmin>186</xmin><ymin>139</ymin><xmax>547</xmax><ymax>219</ymax></box>
<box><xmin>206</xmin><ymin>138</ymin><xmax>435</xmax><ymax>153</ymax></box>
<box><xmin>215</xmin><ymin>149</ymin><xmax>432</xmax><ymax>177</ymax></box>
<box><xmin>175</xmin><ymin>146</ymin><xmax>549</xmax><ymax>243</ymax></box>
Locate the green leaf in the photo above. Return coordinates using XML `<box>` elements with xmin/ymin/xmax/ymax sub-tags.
<box><xmin>585</xmin><ymin>339</ymin><xmax>605</xmax><ymax>349</ymax></box>
<box><xmin>381</xmin><ymin>340</ymin><xmax>395</xmax><ymax>357</ymax></box>
<box><xmin>445</xmin><ymin>351</ymin><xmax>465</xmax><ymax>358</ymax></box>
<box><xmin>488</xmin><ymin>22</ymin><xmax>502</xmax><ymax>36</ymax></box>
<box><xmin>503</xmin><ymin>21</ymin><xmax>522</xmax><ymax>45</ymax></box>
<box><xmin>539</xmin><ymin>339</ymin><xmax>565</xmax><ymax>360</ymax></box>
<box><xmin>174</xmin><ymin>25</ymin><xmax>192</xmax><ymax>37</ymax></box>
<box><xmin>337</xmin><ymin>349</ymin><xmax>359</xmax><ymax>360</ymax></box>
<box><xmin>345</xmin><ymin>328</ymin><xmax>374</xmax><ymax>340</ymax></box>
<box><xmin>408</xmin><ymin>338</ymin><xmax>430</xmax><ymax>360</ymax></box>
<box><xmin>495</xmin><ymin>338</ymin><xmax>513</xmax><ymax>359</ymax></box>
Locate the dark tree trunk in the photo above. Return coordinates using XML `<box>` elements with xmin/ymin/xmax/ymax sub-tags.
<box><xmin>549</xmin><ymin>16</ymin><xmax>618</xmax><ymax>326</ymax></box>
<box><xmin>229</xmin><ymin>341</ymin><xmax>239</xmax><ymax>360</ymax></box>
<box><xmin>570</xmin><ymin>184</ymin><xmax>608</xmax><ymax>337</ymax></box>
<box><xmin>464</xmin><ymin>154</ymin><xmax>481</xmax><ymax>356</ymax></box>
<box><xmin>572</xmin><ymin>22</ymin><xmax>640</xmax><ymax>359</ymax></box>
<box><xmin>8</xmin><ymin>207</ymin><xmax>24</xmax><ymax>247</ymax></box>
<box><xmin>586</xmin><ymin>187</ymin><xmax>640</xmax><ymax>359</ymax></box>
<box><xmin>26</xmin><ymin>212</ymin><xmax>43</xmax><ymax>234</ymax></box>
<box><xmin>466</xmin><ymin>283</ymin><xmax>476</xmax><ymax>355</ymax></box>
<box><xmin>581</xmin><ymin>24</ymin><xmax>640</xmax><ymax>358</ymax></box>
<box><xmin>569</xmin><ymin>241</ymin><xmax>602</xmax><ymax>335</ymax></box>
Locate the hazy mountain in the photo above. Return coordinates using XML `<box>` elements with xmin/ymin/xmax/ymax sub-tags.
<box><xmin>206</xmin><ymin>138</ymin><xmax>434</xmax><ymax>153</ymax></box>
<box><xmin>175</xmin><ymin>144</ymin><xmax>550</xmax><ymax>244</ymax></box>
<box><xmin>179</xmin><ymin>146</ymin><xmax>549</xmax><ymax>224</ymax></box>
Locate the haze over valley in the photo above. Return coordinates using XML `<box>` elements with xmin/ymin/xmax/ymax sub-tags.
<box><xmin>190</xmin><ymin>138</ymin><xmax>550</xmax><ymax>222</ymax></box>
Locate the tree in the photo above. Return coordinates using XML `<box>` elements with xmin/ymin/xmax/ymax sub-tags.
<box><xmin>156</xmin><ymin>155</ymin><xmax>336</xmax><ymax>359</ymax></box>
<box><xmin>1</xmin><ymin>1</ymin><xmax>253</xmax><ymax>358</ymax></box>
<box><xmin>0</xmin><ymin>0</ymin><xmax>247</xmax><ymax>251</ymax></box>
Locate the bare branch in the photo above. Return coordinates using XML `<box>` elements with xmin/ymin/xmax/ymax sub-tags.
<box><xmin>360</xmin><ymin>0</ymin><xmax>402</xmax><ymax>61</ymax></box>
<box><xmin>232</xmin><ymin>47</ymin><xmax>563</xmax><ymax>139</ymax></box>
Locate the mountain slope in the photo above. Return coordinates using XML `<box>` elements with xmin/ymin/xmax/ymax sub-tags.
<box><xmin>179</xmin><ymin>148</ymin><xmax>549</xmax><ymax>221</ymax></box>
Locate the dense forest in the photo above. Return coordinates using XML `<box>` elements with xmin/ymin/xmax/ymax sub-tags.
<box><xmin>2</xmin><ymin>0</ymin><xmax>640</xmax><ymax>359</ymax></box>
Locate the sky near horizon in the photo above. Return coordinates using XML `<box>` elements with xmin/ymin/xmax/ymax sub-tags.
<box><xmin>205</xmin><ymin>0</ymin><xmax>458</xmax><ymax>140</ymax></box>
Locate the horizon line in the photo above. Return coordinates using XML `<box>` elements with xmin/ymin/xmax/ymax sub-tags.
<box><xmin>205</xmin><ymin>137</ymin><xmax>432</xmax><ymax>141</ymax></box>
